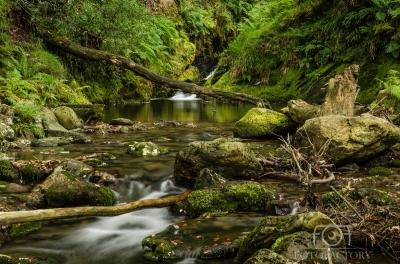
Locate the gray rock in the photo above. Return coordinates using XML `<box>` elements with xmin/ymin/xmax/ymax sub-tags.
<box><xmin>126</xmin><ymin>141</ymin><xmax>168</xmax><ymax>156</ymax></box>
<box><xmin>109</xmin><ymin>118</ymin><xmax>135</xmax><ymax>125</ymax></box>
<box><xmin>41</xmin><ymin>107</ymin><xmax>67</xmax><ymax>131</ymax></box>
<box><xmin>174</xmin><ymin>138</ymin><xmax>263</xmax><ymax>187</ymax></box>
<box><xmin>0</xmin><ymin>122</ymin><xmax>14</xmax><ymax>140</ymax></box>
<box><xmin>53</xmin><ymin>106</ymin><xmax>84</xmax><ymax>130</ymax></box>
<box><xmin>295</xmin><ymin>114</ymin><xmax>400</xmax><ymax>165</ymax></box>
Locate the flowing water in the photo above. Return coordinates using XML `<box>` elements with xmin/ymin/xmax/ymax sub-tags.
<box><xmin>0</xmin><ymin>94</ymin><xmax>397</xmax><ymax>263</ymax></box>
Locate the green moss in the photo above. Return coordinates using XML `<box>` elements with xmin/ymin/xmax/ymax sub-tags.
<box><xmin>83</xmin><ymin>159</ymin><xmax>104</xmax><ymax>167</ymax></box>
<box><xmin>21</xmin><ymin>164</ymin><xmax>42</xmax><ymax>183</ymax></box>
<box><xmin>46</xmin><ymin>181</ymin><xmax>115</xmax><ymax>207</ymax></box>
<box><xmin>349</xmin><ymin>188</ymin><xmax>394</xmax><ymax>206</ymax></box>
<box><xmin>368</xmin><ymin>167</ymin><xmax>394</xmax><ymax>176</ymax></box>
<box><xmin>61</xmin><ymin>170</ymin><xmax>77</xmax><ymax>181</ymax></box>
<box><xmin>9</xmin><ymin>221</ymin><xmax>42</xmax><ymax>237</ymax></box>
<box><xmin>0</xmin><ymin>160</ymin><xmax>19</xmax><ymax>183</ymax></box>
<box><xmin>385</xmin><ymin>160</ymin><xmax>400</xmax><ymax>168</ymax></box>
<box><xmin>142</xmin><ymin>237</ymin><xmax>177</xmax><ymax>261</ymax></box>
<box><xmin>187</xmin><ymin>182</ymin><xmax>274</xmax><ymax>218</ymax></box>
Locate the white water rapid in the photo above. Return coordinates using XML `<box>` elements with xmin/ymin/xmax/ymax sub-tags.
<box><xmin>169</xmin><ymin>91</ymin><xmax>200</xmax><ymax>100</ymax></box>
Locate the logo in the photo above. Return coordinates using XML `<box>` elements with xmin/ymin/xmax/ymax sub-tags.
<box><xmin>313</xmin><ymin>224</ymin><xmax>352</xmax><ymax>247</ymax></box>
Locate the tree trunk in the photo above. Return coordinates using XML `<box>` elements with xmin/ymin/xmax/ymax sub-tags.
<box><xmin>0</xmin><ymin>191</ymin><xmax>190</xmax><ymax>225</ymax></box>
<box><xmin>286</xmin><ymin>64</ymin><xmax>360</xmax><ymax>123</ymax></box>
<box><xmin>42</xmin><ymin>31</ymin><xmax>271</xmax><ymax>107</ymax></box>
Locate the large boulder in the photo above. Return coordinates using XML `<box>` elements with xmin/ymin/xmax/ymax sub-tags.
<box><xmin>174</xmin><ymin>138</ymin><xmax>263</xmax><ymax>187</ymax></box>
<box><xmin>41</xmin><ymin>107</ymin><xmax>67</xmax><ymax>131</ymax></box>
<box><xmin>234</xmin><ymin>212</ymin><xmax>344</xmax><ymax>263</ymax></box>
<box><xmin>233</xmin><ymin>108</ymin><xmax>296</xmax><ymax>138</ymax></box>
<box><xmin>294</xmin><ymin>114</ymin><xmax>400</xmax><ymax>165</ymax></box>
<box><xmin>53</xmin><ymin>106</ymin><xmax>84</xmax><ymax>130</ymax></box>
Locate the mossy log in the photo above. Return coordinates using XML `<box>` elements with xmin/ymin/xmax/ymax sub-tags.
<box><xmin>287</xmin><ymin>64</ymin><xmax>360</xmax><ymax>123</ymax></box>
<box><xmin>0</xmin><ymin>191</ymin><xmax>190</xmax><ymax>225</ymax></box>
<box><xmin>42</xmin><ymin>31</ymin><xmax>271</xmax><ymax>107</ymax></box>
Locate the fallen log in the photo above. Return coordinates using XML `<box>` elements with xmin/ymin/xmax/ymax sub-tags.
<box><xmin>42</xmin><ymin>31</ymin><xmax>271</xmax><ymax>107</ymax></box>
<box><xmin>0</xmin><ymin>191</ymin><xmax>190</xmax><ymax>225</ymax></box>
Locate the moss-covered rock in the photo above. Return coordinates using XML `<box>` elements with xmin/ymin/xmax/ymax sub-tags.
<box><xmin>0</xmin><ymin>255</ymin><xmax>57</xmax><ymax>264</ymax></box>
<box><xmin>9</xmin><ymin>221</ymin><xmax>42</xmax><ymax>237</ymax></box>
<box><xmin>126</xmin><ymin>141</ymin><xmax>169</xmax><ymax>156</ymax></box>
<box><xmin>0</xmin><ymin>160</ymin><xmax>19</xmax><ymax>183</ymax></box>
<box><xmin>53</xmin><ymin>106</ymin><xmax>84</xmax><ymax>130</ymax></box>
<box><xmin>368</xmin><ymin>167</ymin><xmax>394</xmax><ymax>175</ymax></box>
<box><xmin>271</xmin><ymin>231</ymin><xmax>347</xmax><ymax>264</ymax></box>
<box><xmin>142</xmin><ymin>212</ymin><xmax>263</xmax><ymax>261</ymax></box>
<box><xmin>187</xmin><ymin>182</ymin><xmax>274</xmax><ymax>218</ymax></box>
<box><xmin>46</xmin><ymin>181</ymin><xmax>115</xmax><ymax>207</ymax></box>
<box><xmin>244</xmin><ymin>249</ymin><xmax>296</xmax><ymax>264</ymax></box>
<box><xmin>193</xmin><ymin>168</ymin><xmax>227</xmax><ymax>190</ymax></box>
<box><xmin>234</xmin><ymin>212</ymin><xmax>340</xmax><ymax>263</ymax></box>
<box><xmin>295</xmin><ymin>114</ymin><xmax>400</xmax><ymax>165</ymax></box>
<box><xmin>20</xmin><ymin>164</ymin><xmax>44</xmax><ymax>183</ymax></box>
<box><xmin>174</xmin><ymin>138</ymin><xmax>263</xmax><ymax>187</ymax></box>
<box><xmin>233</xmin><ymin>108</ymin><xmax>296</xmax><ymax>138</ymax></box>
<box><xmin>318</xmin><ymin>188</ymin><xmax>394</xmax><ymax>208</ymax></box>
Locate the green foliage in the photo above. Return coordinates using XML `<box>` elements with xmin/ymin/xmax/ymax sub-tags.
<box><xmin>211</xmin><ymin>0</ymin><xmax>400</xmax><ymax>103</ymax></box>
<box><xmin>376</xmin><ymin>70</ymin><xmax>400</xmax><ymax>100</ymax></box>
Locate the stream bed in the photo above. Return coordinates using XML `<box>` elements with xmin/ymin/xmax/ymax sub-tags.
<box><xmin>0</xmin><ymin>97</ymin><xmax>398</xmax><ymax>263</ymax></box>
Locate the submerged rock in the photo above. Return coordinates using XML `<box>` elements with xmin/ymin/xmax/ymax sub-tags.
<box><xmin>233</xmin><ymin>108</ymin><xmax>296</xmax><ymax>138</ymax></box>
<box><xmin>142</xmin><ymin>213</ymin><xmax>264</xmax><ymax>261</ymax></box>
<box><xmin>174</xmin><ymin>138</ymin><xmax>263</xmax><ymax>187</ymax></box>
<box><xmin>109</xmin><ymin>118</ymin><xmax>135</xmax><ymax>125</ymax></box>
<box><xmin>126</xmin><ymin>141</ymin><xmax>169</xmax><ymax>156</ymax></box>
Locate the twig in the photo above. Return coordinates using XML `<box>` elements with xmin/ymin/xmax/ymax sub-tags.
<box><xmin>330</xmin><ymin>186</ymin><xmax>363</xmax><ymax>220</ymax></box>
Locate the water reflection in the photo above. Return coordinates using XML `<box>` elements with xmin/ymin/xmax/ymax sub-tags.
<box><xmin>104</xmin><ymin>100</ymin><xmax>253</xmax><ymax>124</ymax></box>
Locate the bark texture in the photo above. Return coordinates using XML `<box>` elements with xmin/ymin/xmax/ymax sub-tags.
<box><xmin>286</xmin><ymin>64</ymin><xmax>360</xmax><ymax>123</ymax></box>
<box><xmin>0</xmin><ymin>191</ymin><xmax>190</xmax><ymax>225</ymax></box>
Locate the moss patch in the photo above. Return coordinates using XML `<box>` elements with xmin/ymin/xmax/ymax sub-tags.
<box><xmin>0</xmin><ymin>160</ymin><xmax>19</xmax><ymax>183</ymax></box>
<box><xmin>368</xmin><ymin>167</ymin><xmax>394</xmax><ymax>176</ymax></box>
<box><xmin>9</xmin><ymin>221</ymin><xmax>42</xmax><ymax>237</ymax></box>
<box><xmin>187</xmin><ymin>182</ymin><xmax>274</xmax><ymax>218</ymax></box>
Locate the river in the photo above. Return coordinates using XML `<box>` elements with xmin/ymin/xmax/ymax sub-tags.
<box><xmin>0</xmin><ymin>94</ymin><xmax>397</xmax><ymax>263</ymax></box>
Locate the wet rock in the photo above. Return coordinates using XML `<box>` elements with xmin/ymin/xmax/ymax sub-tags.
<box><xmin>24</xmin><ymin>160</ymin><xmax>103</xmax><ymax>208</ymax></box>
<box><xmin>87</xmin><ymin>170</ymin><xmax>116</xmax><ymax>185</ymax></box>
<box><xmin>0</xmin><ymin>254</ymin><xmax>57</xmax><ymax>264</ymax></box>
<box><xmin>318</xmin><ymin>188</ymin><xmax>394</xmax><ymax>208</ymax></box>
<box><xmin>44</xmin><ymin>129</ymin><xmax>92</xmax><ymax>144</ymax></box>
<box><xmin>244</xmin><ymin>249</ymin><xmax>296</xmax><ymax>264</ymax></box>
<box><xmin>187</xmin><ymin>181</ymin><xmax>274</xmax><ymax>218</ymax></box>
<box><xmin>153</xmin><ymin>120</ymin><xmax>182</xmax><ymax>127</ymax></box>
<box><xmin>0</xmin><ymin>104</ymin><xmax>14</xmax><ymax>124</ymax></box>
<box><xmin>193</xmin><ymin>168</ymin><xmax>227</xmax><ymax>190</ymax></box>
<box><xmin>2</xmin><ymin>182</ymin><xmax>32</xmax><ymax>193</ymax></box>
<box><xmin>295</xmin><ymin>114</ymin><xmax>400</xmax><ymax>165</ymax></box>
<box><xmin>234</xmin><ymin>212</ymin><xmax>343</xmax><ymax>263</ymax></box>
<box><xmin>53</xmin><ymin>106</ymin><xmax>84</xmax><ymax>130</ymax></box>
<box><xmin>126</xmin><ymin>141</ymin><xmax>168</xmax><ymax>156</ymax></box>
<box><xmin>31</xmin><ymin>136</ymin><xmax>72</xmax><ymax>147</ymax></box>
<box><xmin>46</xmin><ymin>179</ymin><xmax>115</xmax><ymax>207</ymax></box>
<box><xmin>142</xmin><ymin>213</ymin><xmax>264</xmax><ymax>261</ymax></box>
<box><xmin>271</xmin><ymin>231</ymin><xmax>347</xmax><ymax>264</ymax></box>
<box><xmin>109</xmin><ymin>118</ymin><xmax>135</xmax><ymax>125</ymax></box>
<box><xmin>174</xmin><ymin>138</ymin><xmax>263</xmax><ymax>187</ymax></box>
<box><xmin>9</xmin><ymin>221</ymin><xmax>42</xmax><ymax>237</ymax></box>
<box><xmin>64</xmin><ymin>104</ymin><xmax>104</xmax><ymax>123</ymax></box>
<box><xmin>0</xmin><ymin>160</ymin><xmax>19</xmax><ymax>183</ymax></box>
<box><xmin>233</xmin><ymin>108</ymin><xmax>296</xmax><ymax>138</ymax></box>
<box><xmin>368</xmin><ymin>166</ymin><xmax>393</xmax><ymax>175</ymax></box>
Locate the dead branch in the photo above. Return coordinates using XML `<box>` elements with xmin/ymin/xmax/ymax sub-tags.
<box><xmin>0</xmin><ymin>191</ymin><xmax>190</xmax><ymax>225</ymax></box>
